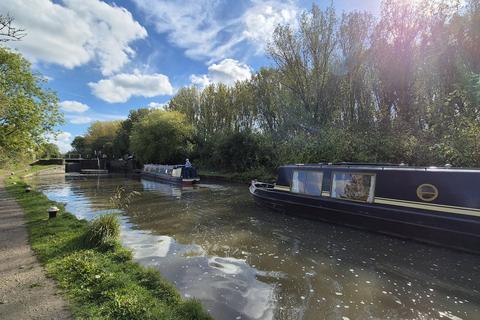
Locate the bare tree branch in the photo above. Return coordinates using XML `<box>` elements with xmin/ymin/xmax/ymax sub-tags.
<box><xmin>0</xmin><ymin>14</ymin><xmax>26</xmax><ymax>42</ymax></box>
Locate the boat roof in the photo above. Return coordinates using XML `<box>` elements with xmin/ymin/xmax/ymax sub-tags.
<box><xmin>280</xmin><ymin>162</ymin><xmax>480</xmax><ymax>173</ymax></box>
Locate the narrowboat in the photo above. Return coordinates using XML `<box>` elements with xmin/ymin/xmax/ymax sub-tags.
<box><xmin>250</xmin><ymin>163</ymin><xmax>480</xmax><ymax>254</ymax></box>
<box><xmin>142</xmin><ymin>164</ymin><xmax>200</xmax><ymax>186</ymax></box>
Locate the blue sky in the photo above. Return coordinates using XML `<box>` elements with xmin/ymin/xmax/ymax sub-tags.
<box><xmin>1</xmin><ymin>0</ymin><xmax>380</xmax><ymax>152</ymax></box>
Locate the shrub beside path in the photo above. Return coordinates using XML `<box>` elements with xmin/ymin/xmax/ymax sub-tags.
<box><xmin>0</xmin><ymin>176</ymin><xmax>71</xmax><ymax>320</ymax></box>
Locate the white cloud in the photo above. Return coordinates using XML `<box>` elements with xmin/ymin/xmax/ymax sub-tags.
<box><xmin>89</xmin><ymin>71</ymin><xmax>174</xmax><ymax>103</ymax></box>
<box><xmin>59</xmin><ymin>100</ymin><xmax>89</xmax><ymax>113</ymax></box>
<box><xmin>190</xmin><ymin>74</ymin><xmax>211</xmax><ymax>89</ymax></box>
<box><xmin>48</xmin><ymin>131</ymin><xmax>72</xmax><ymax>153</ymax></box>
<box><xmin>66</xmin><ymin>112</ymin><xmax>126</xmax><ymax>125</ymax></box>
<box><xmin>243</xmin><ymin>1</ymin><xmax>298</xmax><ymax>52</ymax></box>
<box><xmin>68</xmin><ymin>116</ymin><xmax>92</xmax><ymax>124</ymax></box>
<box><xmin>191</xmin><ymin>59</ymin><xmax>252</xmax><ymax>89</ymax></box>
<box><xmin>148</xmin><ymin>102</ymin><xmax>168</xmax><ymax>109</ymax></box>
<box><xmin>0</xmin><ymin>0</ymin><xmax>147</xmax><ymax>75</ymax></box>
<box><xmin>132</xmin><ymin>0</ymin><xmax>298</xmax><ymax>62</ymax></box>
<box><xmin>208</xmin><ymin>59</ymin><xmax>252</xmax><ymax>85</ymax></box>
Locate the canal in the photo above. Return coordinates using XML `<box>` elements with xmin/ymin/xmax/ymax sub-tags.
<box><xmin>27</xmin><ymin>174</ymin><xmax>480</xmax><ymax>320</ymax></box>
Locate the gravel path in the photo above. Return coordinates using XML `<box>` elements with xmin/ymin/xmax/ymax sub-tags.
<box><xmin>0</xmin><ymin>176</ymin><xmax>71</xmax><ymax>320</ymax></box>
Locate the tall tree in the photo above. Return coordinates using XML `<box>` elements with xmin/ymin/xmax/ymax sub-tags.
<box><xmin>0</xmin><ymin>47</ymin><xmax>62</xmax><ymax>163</ymax></box>
<box><xmin>268</xmin><ymin>4</ymin><xmax>337</xmax><ymax>127</ymax></box>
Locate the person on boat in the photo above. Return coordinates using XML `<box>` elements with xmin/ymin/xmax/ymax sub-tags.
<box><xmin>184</xmin><ymin>158</ymin><xmax>192</xmax><ymax>178</ymax></box>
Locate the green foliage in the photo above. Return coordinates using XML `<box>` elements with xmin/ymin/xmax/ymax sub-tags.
<box><xmin>130</xmin><ymin>110</ymin><xmax>193</xmax><ymax>164</ymax></box>
<box><xmin>0</xmin><ymin>47</ymin><xmax>62</xmax><ymax>165</ymax></box>
<box><xmin>112</xmin><ymin>108</ymin><xmax>150</xmax><ymax>157</ymax></box>
<box><xmin>5</xmin><ymin>172</ymin><xmax>211</xmax><ymax>320</ymax></box>
<box><xmin>84</xmin><ymin>214</ymin><xmax>120</xmax><ymax>250</ymax></box>
<box><xmin>36</xmin><ymin>142</ymin><xmax>61</xmax><ymax>159</ymax></box>
<box><xmin>70</xmin><ymin>136</ymin><xmax>88</xmax><ymax>157</ymax></box>
<box><xmin>174</xmin><ymin>299</ymin><xmax>212</xmax><ymax>320</ymax></box>
<box><xmin>83</xmin><ymin>120</ymin><xmax>122</xmax><ymax>158</ymax></box>
<box><xmin>213</xmin><ymin>131</ymin><xmax>269</xmax><ymax>172</ymax></box>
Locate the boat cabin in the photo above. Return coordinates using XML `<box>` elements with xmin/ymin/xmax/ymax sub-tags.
<box><xmin>273</xmin><ymin>163</ymin><xmax>480</xmax><ymax>211</ymax></box>
<box><xmin>142</xmin><ymin>164</ymin><xmax>199</xmax><ymax>185</ymax></box>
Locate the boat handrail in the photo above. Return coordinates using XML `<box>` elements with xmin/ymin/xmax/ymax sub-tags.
<box><xmin>287</xmin><ymin>163</ymin><xmax>476</xmax><ymax>172</ymax></box>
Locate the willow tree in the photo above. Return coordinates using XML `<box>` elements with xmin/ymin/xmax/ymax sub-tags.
<box><xmin>0</xmin><ymin>47</ymin><xmax>62</xmax><ymax>164</ymax></box>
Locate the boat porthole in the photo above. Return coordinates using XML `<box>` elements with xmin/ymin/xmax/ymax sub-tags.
<box><xmin>416</xmin><ymin>184</ymin><xmax>439</xmax><ymax>202</ymax></box>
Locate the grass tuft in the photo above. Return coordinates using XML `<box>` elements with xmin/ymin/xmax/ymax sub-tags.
<box><xmin>84</xmin><ymin>214</ymin><xmax>120</xmax><ymax>250</ymax></box>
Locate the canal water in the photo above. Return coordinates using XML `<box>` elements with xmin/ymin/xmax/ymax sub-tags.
<box><xmin>27</xmin><ymin>174</ymin><xmax>480</xmax><ymax>320</ymax></box>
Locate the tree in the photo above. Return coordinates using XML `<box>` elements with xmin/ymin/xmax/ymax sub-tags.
<box><xmin>0</xmin><ymin>14</ymin><xmax>25</xmax><ymax>42</ymax></box>
<box><xmin>0</xmin><ymin>47</ymin><xmax>62</xmax><ymax>164</ymax></box>
<box><xmin>167</xmin><ymin>86</ymin><xmax>200</xmax><ymax>125</ymax></box>
<box><xmin>36</xmin><ymin>143</ymin><xmax>61</xmax><ymax>159</ymax></box>
<box><xmin>130</xmin><ymin>110</ymin><xmax>193</xmax><ymax>163</ymax></box>
<box><xmin>268</xmin><ymin>4</ymin><xmax>337</xmax><ymax>127</ymax></box>
<box><xmin>83</xmin><ymin>121</ymin><xmax>121</xmax><ymax>158</ymax></box>
<box><xmin>112</xmin><ymin>108</ymin><xmax>150</xmax><ymax>157</ymax></box>
<box><xmin>71</xmin><ymin>136</ymin><xmax>88</xmax><ymax>157</ymax></box>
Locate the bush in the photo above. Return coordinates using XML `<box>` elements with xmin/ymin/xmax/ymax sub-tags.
<box><xmin>214</xmin><ymin>131</ymin><xmax>264</xmax><ymax>171</ymax></box>
<box><xmin>84</xmin><ymin>214</ymin><xmax>120</xmax><ymax>250</ymax></box>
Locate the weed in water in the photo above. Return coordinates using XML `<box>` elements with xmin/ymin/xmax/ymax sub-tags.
<box><xmin>109</xmin><ymin>186</ymin><xmax>141</xmax><ymax>209</ymax></box>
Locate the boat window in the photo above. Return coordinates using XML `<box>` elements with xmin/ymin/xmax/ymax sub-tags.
<box><xmin>291</xmin><ymin>170</ymin><xmax>323</xmax><ymax>196</ymax></box>
<box><xmin>331</xmin><ymin>172</ymin><xmax>376</xmax><ymax>203</ymax></box>
<box><xmin>417</xmin><ymin>184</ymin><xmax>438</xmax><ymax>202</ymax></box>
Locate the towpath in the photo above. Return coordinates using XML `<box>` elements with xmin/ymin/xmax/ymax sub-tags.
<box><xmin>0</xmin><ymin>176</ymin><xmax>71</xmax><ymax>320</ymax></box>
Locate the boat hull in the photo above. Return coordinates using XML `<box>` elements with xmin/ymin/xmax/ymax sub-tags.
<box><xmin>142</xmin><ymin>172</ymin><xmax>200</xmax><ymax>186</ymax></box>
<box><xmin>250</xmin><ymin>182</ymin><xmax>480</xmax><ymax>254</ymax></box>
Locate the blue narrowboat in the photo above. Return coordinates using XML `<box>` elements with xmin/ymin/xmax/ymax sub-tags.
<box><xmin>250</xmin><ymin>163</ymin><xmax>480</xmax><ymax>254</ymax></box>
<box><xmin>142</xmin><ymin>164</ymin><xmax>200</xmax><ymax>186</ymax></box>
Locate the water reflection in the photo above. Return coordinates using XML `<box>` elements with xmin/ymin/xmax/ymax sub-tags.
<box><xmin>27</xmin><ymin>174</ymin><xmax>480</xmax><ymax>320</ymax></box>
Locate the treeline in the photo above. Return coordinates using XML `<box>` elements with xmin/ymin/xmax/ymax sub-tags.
<box><xmin>70</xmin><ymin>109</ymin><xmax>194</xmax><ymax>165</ymax></box>
<box><xmin>72</xmin><ymin>0</ymin><xmax>480</xmax><ymax>174</ymax></box>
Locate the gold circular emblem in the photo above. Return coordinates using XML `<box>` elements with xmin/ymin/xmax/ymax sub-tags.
<box><xmin>416</xmin><ymin>184</ymin><xmax>439</xmax><ymax>202</ymax></box>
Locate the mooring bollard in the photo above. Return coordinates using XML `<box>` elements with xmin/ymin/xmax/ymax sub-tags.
<box><xmin>25</xmin><ymin>187</ymin><xmax>32</xmax><ymax>193</ymax></box>
<box><xmin>48</xmin><ymin>206</ymin><xmax>59</xmax><ymax>219</ymax></box>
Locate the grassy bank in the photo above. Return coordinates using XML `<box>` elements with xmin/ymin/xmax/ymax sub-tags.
<box><xmin>199</xmin><ymin>168</ymin><xmax>276</xmax><ymax>184</ymax></box>
<box><xmin>4</xmin><ymin>170</ymin><xmax>211</xmax><ymax>320</ymax></box>
<box><xmin>0</xmin><ymin>164</ymin><xmax>60</xmax><ymax>177</ymax></box>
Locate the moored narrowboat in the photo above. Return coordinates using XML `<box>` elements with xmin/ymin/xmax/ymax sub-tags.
<box><xmin>250</xmin><ymin>163</ymin><xmax>480</xmax><ymax>254</ymax></box>
<box><xmin>142</xmin><ymin>164</ymin><xmax>200</xmax><ymax>186</ymax></box>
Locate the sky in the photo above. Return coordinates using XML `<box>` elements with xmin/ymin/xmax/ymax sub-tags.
<box><xmin>1</xmin><ymin>0</ymin><xmax>381</xmax><ymax>152</ymax></box>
